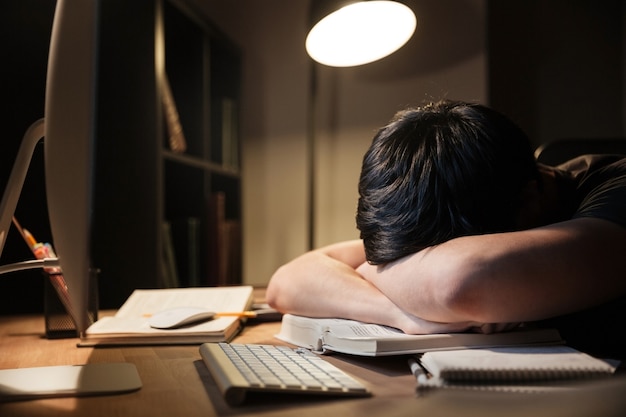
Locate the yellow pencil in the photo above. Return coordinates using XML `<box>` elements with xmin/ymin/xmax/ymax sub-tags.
<box><xmin>143</xmin><ymin>311</ymin><xmax>257</xmax><ymax>318</ymax></box>
<box><xmin>214</xmin><ymin>311</ymin><xmax>257</xmax><ymax>318</ymax></box>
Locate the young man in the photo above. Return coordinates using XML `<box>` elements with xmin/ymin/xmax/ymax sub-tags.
<box><xmin>266</xmin><ymin>100</ymin><xmax>626</xmax><ymax>358</ymax></box>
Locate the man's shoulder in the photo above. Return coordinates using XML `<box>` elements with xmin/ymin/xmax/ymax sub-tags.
<box><xmin>564</xmin><ymin>155</ymin><xmax>626</xmax><ymax>227</ymax></box>
<box><xmin>557</xmin><ymin>154</ymin><xmax>626</xmax><ymax>180</ymax></box>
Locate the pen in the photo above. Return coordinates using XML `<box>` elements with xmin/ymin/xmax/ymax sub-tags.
<box><xmin>22</xmin><ymin>228</ymin><xmax>37</xmax><ymax>248</ymax></box>
<box><xmin>23</xmin><ymin>230</ymin><xmax>61</xmax><ymax>273</ymax></box>
<box><xmin>143</xmin><ymin>311</ymin><xmax>258</xmax><ymax>318</ymax></box>
<box><xmin>12</xmin><ymin>218</ymin><xmax>73</xmax><ymax>315</ymax></box>
<box><xmin>12</xmin><ymin>217</ymin><xmax>35</xmax><ymax>247</ymax></box>
<box><xmin>12</xmin><ymin>217</ymin><xmax>59</xmax><ymax>269</ymax></box>
<box><xmin>408</xmin><ymin>356</ymin><xmax>430</xmax><ymax>386</ymax></box>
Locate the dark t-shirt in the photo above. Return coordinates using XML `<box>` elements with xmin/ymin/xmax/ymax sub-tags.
<box><xmin>560</xmin><ymin>154</ymin><xmax>626</xmax><ymax>227</ymax></box>
<box><xmin>537</xmin><ymin>155</ymin><xmax>626</xmax><ymax>359</ymax></box>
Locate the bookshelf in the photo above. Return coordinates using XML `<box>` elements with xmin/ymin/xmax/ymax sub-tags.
<box><xmin>93</xmin><ymin>0</ymin><xmax>242</xmax><ymax>308</ymax></box>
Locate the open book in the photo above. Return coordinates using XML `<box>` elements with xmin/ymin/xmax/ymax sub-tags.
<box><xmin>275</xmin><ymin>314</ymin><xmax>564</xmax><ymax>357</ymax></box>
<box><xmin>412</xmin><ymin>345</ymin><xmax>618</xmax><ymax>394</ymax></box>
<box><xmin>80</xmin><ymin>286</ymin><xmax>254</xmax><ymax>346</ymax></box>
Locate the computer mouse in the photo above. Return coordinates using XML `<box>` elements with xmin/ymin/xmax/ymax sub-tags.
<box><xmin>148</xmin><ymin>306</ymin><xmax>216</xmax><ymax>329</ymax></box>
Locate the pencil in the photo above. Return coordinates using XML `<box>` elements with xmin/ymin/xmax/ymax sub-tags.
<box><xmin>143</xmin><ymin>311</ymin><xmax>257</xmax><ymax>318</ymax></box>
<box><xmin>214</xmin><ymin>311</ymin><xmax>257</xmax><ymax>318</ymax></box>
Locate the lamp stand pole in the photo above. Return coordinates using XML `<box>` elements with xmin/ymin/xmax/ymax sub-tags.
<box><xmin>306</xmin><ymin>60</ymin><xmax>318</xmax><ymax>250</ymax></box>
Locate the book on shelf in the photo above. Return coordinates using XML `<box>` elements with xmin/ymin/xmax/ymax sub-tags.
<box><xmin>161</xmin><ymin>72</ymin><xmax>187</xmax><ymax>153</ymax></box>
<box><xmin>80</xmin><ymin>286</ymin><xmax>254</xmax><ymax>347</ymax></box>
<box><xmin>411</xmin><ymin>345</ymin><xmax>618</xmax><ymax>395</ymax></box>
<box><xmin>160</xmin><ymin>221</ymin><xmax>180</xmax><ymax>288</ymax></box>
<box><xmin>275</xmin><ymin>314</ymin><xmax>564</xmax><ymax>357</ymax></box>
<box><xmin>207</xmin><ymin>192</ymin><xmax>241</xmax><ymax>286</ymax></box>
<box><xmin>170</xmin><ymin>217</ymin><xmax>202</xmax><ymax>287</ymax></box>
<box><xmin>220</xmin><ymin>97</ymin><xmax>239</xmax><ymax>169</ymax></box>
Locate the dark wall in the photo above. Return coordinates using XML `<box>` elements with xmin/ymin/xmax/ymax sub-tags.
<box><xmin>0</xmin><ymin>1</ymin><xmax>56</xmax><ymax>313</ymax></box>
<box><xmin>488</xmin><ymin>0</ymin><xmax>624</xmax><ymax>148</ymax></box>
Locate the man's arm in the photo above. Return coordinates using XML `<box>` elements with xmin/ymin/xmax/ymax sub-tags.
<box><xmin>359</xmin><ymin>217</ymin><xmax>626</xmax><ymax>325</ymax></box>
<box><xmin>266</xmin><ymin>240</ymin><xmax>481</xmax><ymax>333</ymax></box>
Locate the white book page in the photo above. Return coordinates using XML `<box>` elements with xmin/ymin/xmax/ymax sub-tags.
<box><xmin>324</xmin><ymin>319</ymin><xmax>405</xmax><ymax>339</ymax></box>
<box><xmin>85</xmin><ymin>286</ymin><xmax>252</xmax><ymax>336</ymax></box>
<box><xmin>115</xmin><ymin>286</ymin><xmax>253</xmax><ymax>318</ymax></box>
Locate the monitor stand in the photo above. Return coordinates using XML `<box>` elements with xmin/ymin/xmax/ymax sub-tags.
<box><xmin>0</xmin><ymin>119</ymin><xmax>45</xmax><ymax>256</ymax></box>
<box><xmin>0</xmin><ymin>363</ymin><xmax>142</xmax><ymax>401</ymax></box>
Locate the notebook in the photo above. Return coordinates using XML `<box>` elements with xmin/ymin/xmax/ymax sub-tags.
<box><xmin>411</xmin><ymin>345</ymin><xmax>618</xmax><ymax>394</ymax></box>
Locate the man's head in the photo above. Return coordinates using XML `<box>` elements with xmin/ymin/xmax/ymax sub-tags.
<box><xmin>356</xmin><ymin>100</ymin><xmax>539</xmax><ymax>264</ymax></box>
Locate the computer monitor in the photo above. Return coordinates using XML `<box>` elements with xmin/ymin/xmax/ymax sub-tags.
<box><xmin>44</xmin><ymin>0</ymin><xmax>98</xmax><ymax>336</ymax></box>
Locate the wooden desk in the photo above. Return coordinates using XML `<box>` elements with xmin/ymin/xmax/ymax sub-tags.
<box><xmin>2</xmin><ymin>307</ymin><xmax>626</xmax><ymax>416</ymax></box>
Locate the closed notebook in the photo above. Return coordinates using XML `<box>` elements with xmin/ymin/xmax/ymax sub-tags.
<box><xmin>413</xmin><ymin>345</ymin><xmax>618</xmax><ymax>394</ymax></box>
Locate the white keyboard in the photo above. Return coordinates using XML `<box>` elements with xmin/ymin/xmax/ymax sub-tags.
<box><xmin>199</xmin><ymin>343</ymin><xmax>370</xmax><ymax>405</ymax></box>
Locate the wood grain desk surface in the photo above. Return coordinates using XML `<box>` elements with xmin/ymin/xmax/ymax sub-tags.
<box><xmin>1</xmin><ymin>289</ymin><xmax>626</xmax><ymax>417</ymax></box>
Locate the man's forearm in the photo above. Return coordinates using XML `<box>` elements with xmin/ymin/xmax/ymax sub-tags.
<box><xmin>266</xmin><ymin>250</ymin><xmax>396</xmax><ymax>322</ymax></box>
<box><xmin>266</xmin><ymin>245</ymin><xmax>482</xmax><ymax>334</ymax></box>
<box><xmin>357</xmin><ymin>239</ymin><xmax>490</xmax><ymax>324</ymax></box>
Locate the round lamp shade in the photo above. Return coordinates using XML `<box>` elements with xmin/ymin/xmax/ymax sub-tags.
<box><xmin>305</xmin><ymin>1</ymin><xmax>417</xmax><ymax>67</ymax></box>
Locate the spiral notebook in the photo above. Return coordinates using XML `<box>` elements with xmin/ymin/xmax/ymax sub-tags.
<box><xmin>411</xmin><ymin>345</ymin><xmax>618</xmax><ymax>394</ymax></box>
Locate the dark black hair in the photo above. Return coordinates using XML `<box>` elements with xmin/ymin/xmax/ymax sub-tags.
<box><xmin>356</xmin><ymin>100</ymin><xmax>539</xmax><ymax>264</ymax></box>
